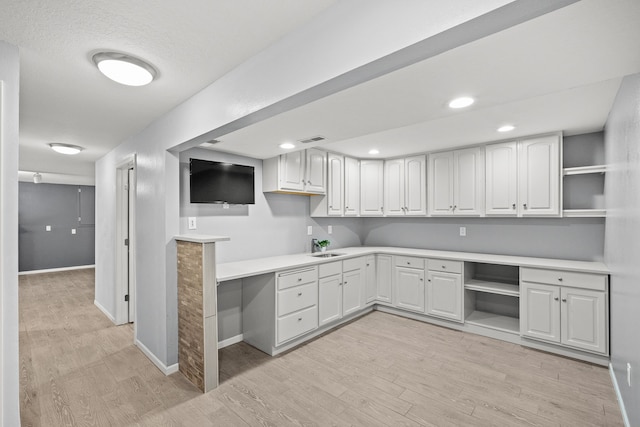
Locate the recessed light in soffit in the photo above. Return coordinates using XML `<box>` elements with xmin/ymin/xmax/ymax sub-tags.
<box><xmin>92</xmin><ymin>52</ymin><xmax>157</xmax><ymax>86</ymax></box>
<box><xmin>448</xmin><ymin>96</ymin><xmax>475</xmax><ymax>109</ymax></box>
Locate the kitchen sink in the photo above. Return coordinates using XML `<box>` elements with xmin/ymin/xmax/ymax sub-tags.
<box><xmin>310</xmin><ymin>252</ymin><xmax>345</xmax><ymax>258</ymax></box>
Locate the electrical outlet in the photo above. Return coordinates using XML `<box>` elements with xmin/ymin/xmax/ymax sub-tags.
<box><xmin>307</xmin><ymin>226</ymin><xmax>313</xmax><ymax>235</ymax></box>
<box><xmin>328</xmin><ymin>225</ymin><xmax>333</xmax><ymax>234</ymax></box>
<box><xmin>223</xmin><ymin>203</ymin><xmax>229</xmax><ymax>209</ymax></box>
<box><xmin>628</xmin><ymin>363</ymin><xmax>632</xmax><ymax>387</ymax></box>
<box><xmin>459</xmin><ymin>226</ymin><xmax>466</xmax><ymax>237</ymax></box>
<box><xmin>45</xmin><ymin>225</ymin><xmax>51</xmax><ymax>231</ymax></box>
<box><xmin>188</xmin><ymin>217</ymin><xmax>197</xmax><ymax>230</ymax></box>
<box><xmin>71</xmin><ymin>229</ymin><xmax>76</xmax><ymax>235</ymax></box>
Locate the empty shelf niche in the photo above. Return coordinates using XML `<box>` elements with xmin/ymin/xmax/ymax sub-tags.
<box><xmin>464</xmin><ymin>263</ymin><xmax>520</xmax><ymax>334</ymax></box>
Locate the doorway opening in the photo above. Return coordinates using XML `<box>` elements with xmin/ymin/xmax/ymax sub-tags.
<box><xmin>116</xmin><ymin>156</ymin><xmax>136</xmax><ymax>327</ymax></box>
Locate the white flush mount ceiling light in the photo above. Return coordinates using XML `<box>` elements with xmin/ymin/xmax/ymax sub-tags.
<box><xmin>49</xmin><ymin>143</ymin><xmax>84</xmax><ymax>155</ymax></box>
<box><xmin>279</xmin><ymin>143</ymin><xmax>295</xmax><ymax>149</ymax></box>
<box><xmin>368</xmin><ymin>149</ymin><xmax>380</xmax><ymax>155</ymax></box>
<box><xmin>448</xmin><ymin>96</ymin><xmax>475</xmax><ymax>109</ymax></box>
<box><xmin>92</xmin><ymin>52</ymin><xmax>157</xmax><ymax>86</ymax></box>
<box><xmin>497</xmin><ymin>125</ymin><xmax>516</xmax><ymax>132</ymax></box>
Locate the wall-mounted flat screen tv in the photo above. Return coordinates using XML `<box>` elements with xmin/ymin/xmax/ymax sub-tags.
<box><xmin>189</xmin><ymin>158</ymin><xmax>255</xmax><ymax>204</ymax></box>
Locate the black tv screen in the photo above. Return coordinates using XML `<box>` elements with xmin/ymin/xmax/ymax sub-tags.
<box><xmin>190</xmin><ymin>158</ymin><xmax>255</xmax><ymax>204</ymax></box>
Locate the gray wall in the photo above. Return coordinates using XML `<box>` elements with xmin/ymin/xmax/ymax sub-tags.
<box><xmin>605</xmin><ymin>73</ymin><xmax>640</xmax><ymax>426</ymax></box>
<box><xmin>19</xmin><ymin>182</ymin><xmax>95</xmax><ymax>271</ymax></box>
<box><xmin>0</xmin><ymin>40</ymin><xmax>21</xmax><ymax>427</ymax></box>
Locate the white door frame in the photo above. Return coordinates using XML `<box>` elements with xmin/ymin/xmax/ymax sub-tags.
<box><xmin>115</xmin><ymin>155</ymin><xmax>136</xmax><ymax>329</ymax></box>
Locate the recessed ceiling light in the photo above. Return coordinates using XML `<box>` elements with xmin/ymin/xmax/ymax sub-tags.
<box><xmin>92</xmin><ymin>52</ymin><xmax>157</xmax><ymax>86</ymax></box>
<box><xmin>49</xmin><ymin>143</ymin><xmax>84</xmax><ymax>155</ymax></box>
<box><xmin>448</xmin><ymin>96</ymin><xmax>475</xmax><ymax>109</ymax></box>
<box><xmin>369</xmin><ymin>149</ymin><xmax>380</xmax><ymax>155</ymax></box>
<box><xmin>279</xmin><ymin>143</ymin><xmax>295</xmax><ymax>149</ymax></box>
<box><xmin>497</xmin><ymin>125</ymin><xmax>516</xmax><ymax>132</ymax></box>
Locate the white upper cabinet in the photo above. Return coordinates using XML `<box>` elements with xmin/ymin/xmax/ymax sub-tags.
<box><xmin>486</xmin><ymin>135</ymin><xmax>561</xmax><ymax>217</ymax></box>
<box><xmin>385</xmin><ymin>155</ymin><xmax>426</xmax><ymax>216</ymax></box>
<box><xmin>428</xmin><ymin>147</ymin><xmax>484</xmax><ymax>216</ymax></box>
<box><xmin>485</xmin><ymin>142</ymin><xmax>518</xmax><ymax>215</ymax></box>
<box><xmin>518</xmin><ymin>135</ymin><xmax>560</xmax><ymax>216</ymax></box>
<box><xmin>344</xmin><ymin>156</ymin><xmax>360</xmax><ymax>216</ymax></box>
<box><xmin>327</xmin><ymin>153</ymin><xmax>344</xmax><ymax>216</ymax></box>
<box><xmin>360</xmin><ymin>160</ymin><xmax>384</xmax><ymax>216</ymax></box>
<box><xmin>263</xmin><ymin>148</ymin><xmax>326</xmax><ymax>195</ymax></box>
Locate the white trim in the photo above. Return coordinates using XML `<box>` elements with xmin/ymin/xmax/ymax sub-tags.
<box><xmin>93</xmin><ymin>299</ymin><xmax>116</xmax><ymax>323</ymax></box>
<box><xmin>19</xmin><ymin>264</ymin><xmax>95</xmax><ymax>275</ymax></box>
<box><xmin>610</xmin><ymin>363</ymin><xmax>631</xmax><ymax>427</ymax></box>
<box><xmin>135</xmin><ymin>339</ymin><xmax>179</xmax><ymax>376</ymax></box>
<box><xmin>218</xmin><ymin>334</ymin><xmax>243</xmax><ymax>349</ymax></box>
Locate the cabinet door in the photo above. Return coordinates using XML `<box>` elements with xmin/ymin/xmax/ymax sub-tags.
<box><xmin>279</xmin><ymin>151</ymin><xmax>305</xmax><ymax>191</ymax></box>
<box><xmin>327</xmin><ymin>153</ymin><xmax>344</xmax><ymax>216</ymax></box>
<box><xmin>360</xmin><ymin>160</ymin><xmax>384</xmax><ymax>216</ymax></box>
<box><xmin>453</xmin><ymin>147</ymin><xmax>484</xmax><ymax>216</ymax></box>
<box><xmin>426</xmin><ymin>271</ymin><xmax>462</xmax><ymax>322</ymax></box>
<box><xmin>395</xmin><ymin>266</ymin><xmax>425</xmax><ymax>313</ymax></box>
<box><xmin>520</xmin><ymin>282</ymin><xmax>560</xmax><ymax>343</ymax></box>
<box><xmin>318</xmin><ymin>274</ymin><xmax>343</xmax><ymax>326</ymax></box>
<box><xmin>405</xmin><ymin>155</ymin><xmax>427</xmax><ymax>216</ymax></box>
<box><xmin>305</xmin><ymin>148</ymin><xmax>326</xmax><ymax>194</ymax></box>
<box><xmin>428</xmin><ymin>151</ymin><xmax>454</xmax><ymax>215</ymax></box>
<box><xmin>561</xmin><ymin>288</ymin><xmax>606</xmax><ymax>354</ymax></box>
<box><xmin>485</xmin><ymin>142</ymin><xmax>518</xmax><ymax>216</ymax></box>
<box><xmin>518</xmin><ymin>135</ymin><xmax>560</xmax><ymax>216</ymax></box>
<box><xmin>376</xmin><ymin>254</ymin><xmax>393</xmax><ymax>303</ymax></box>
<box><xmin>365</xmin><ymin>255</ymin><xmax>377</xmax><ymax>304</ymax></box>
<box><xmin>343</xmin><ymin>268</ymin><xmax>363</xmax><ymax>316</ymax></box>
<box><xmin>384</xmin><ymin>159</ymin><xmax>405</xmax><ymax>216</ymax></box>
<box><xmin>344</xmin><ymin>157</ymin><xmax>360</xmax><ymax>216</ymax></box>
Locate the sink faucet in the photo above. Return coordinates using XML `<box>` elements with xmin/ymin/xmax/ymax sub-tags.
<box><xmin>311</xmin><ymin>238</ymin><xmax>321</xmax><ymax>253</ymax></box>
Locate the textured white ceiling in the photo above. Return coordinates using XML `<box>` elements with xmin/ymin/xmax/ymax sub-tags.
<box><xmin>0</xmin><ymin>0</ymin><xmax>337</xmax><ymax>179</ymax></box>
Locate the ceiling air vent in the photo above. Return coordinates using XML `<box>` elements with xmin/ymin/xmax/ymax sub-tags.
<box><xmin>200</xmin><ymin>139</ymin><xmax>221</xmax><ymax>148</ymax></box>
<box><xmin>298</xmin><ymin>135</ymin><xmax>326</xmax><ymax>144</ymax></box>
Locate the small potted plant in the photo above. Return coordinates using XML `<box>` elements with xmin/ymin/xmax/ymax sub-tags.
<box><xmin>317</xmin><ymin>239</ymin><xmax>330</xmax><ymax>252</ymax></box>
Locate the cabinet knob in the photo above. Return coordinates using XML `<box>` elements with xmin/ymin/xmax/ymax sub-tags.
<box><xmin>442</xmin><ymin>265</ymin><xmax>446</xmax><ymax>269</ymax></box>
<box><xmin>428</xmin><ymin>279</ymin><xmax>431</xmax><ymax>282</ymax></box>
<box><xmin>297</xmin><ymin>292</ymin><xmax>302</xmax><ymax>296</ymax></box>
<box><xmin>329</xmin><ymin>205</ymin><xmax>333</xmax><ymax>209</ymax></box>
<box><xmin>562</xmin><ymin>298</ymin><xmax>567</xmax><ymax>303</ymax></box>
<box><xmin>344</xmin><ymin>281</ymin><xmax>348</xmax><ymax>285</ymax></box>
<box><xmin>420</xmin><ymin>278</ymin><xmax>424</xmax><ymax>281</ymax></box>
<box><xmin>554</xmin><ymin>297</ymin><xmax>559</xmax><ymax>301</ymax></box>
<box><xmin>345</xmin><ymin>206</ymin><xmax>349</xmax><ymax>209</ymax></box>
<box><xmin>366</xmin><ymin>263</ymin><xmax>370</xmax><ymax>267</ymax></box>
<box><xmin>298</xmin><ymin>317</ymin><xmax>302</xmax><ymax>321</ymax></box>
<box><xmin>523</xmin><ymin>203</ymin><xmax>528</xmax><ymax>209</ymax></box>
<box><xmin>453</xmin><ymin>205</ymin><xmax>457</xmax><ymax>211</ymax></box>
<box><xmin>512</xmin><ymin>203</ymin><xmax>516</xmax><ymax>209</ymax></box>
<box><xmin>449</xmin><ymin>205</ymin><xmax>453</xmax><ymax>210</ymax></box>
<box><xmin>297</xmin><ymin>278</ymin><xmax>302</xmax><ymax>282</ymax></box>
<box><xmin>407</xmin><ymin>262</ymin><xmax>411</xmax><ymax>265</ymax></box>
<box><xmin>558</xmin><ymin>277</ymin><xmax>563</xmax><ymax>282</ymax></box>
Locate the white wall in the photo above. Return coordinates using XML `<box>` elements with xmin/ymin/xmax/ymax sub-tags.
<box><xmin>95</xmin><ymin>0</ymin><xmax>574</xmax><ymax>369</ymax></box>
<box><xmin>604</xmin><ymin>72</ymin><xmax>640</xmax><ymax>426</ymax></box>
<box><xmin>0</xmin><ymin>40</ymin><xmax>21</xmax><ymax>427</ymax></box>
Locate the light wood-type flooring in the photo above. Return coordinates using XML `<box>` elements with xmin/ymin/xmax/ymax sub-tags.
<box><xmin>20</xmin><ymin>268</ymin><xmax>624</xmax><ymax>426</ymax></box>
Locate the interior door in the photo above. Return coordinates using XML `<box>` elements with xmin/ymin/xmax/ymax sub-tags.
<box><xmin>127</xmin><ymin>167</ymin><xmax>135</xmax><ymax>323</ymax></box>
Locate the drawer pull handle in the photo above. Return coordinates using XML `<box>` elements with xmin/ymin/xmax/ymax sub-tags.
<box><xmin>297</xmin><ymin>292</ymin><xmax>302</xmax><ymax>296</ymax></box>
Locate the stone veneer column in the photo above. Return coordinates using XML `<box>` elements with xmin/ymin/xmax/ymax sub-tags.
<box><xmin>175</xmin><ymin>235</ymin><xmax>228</xmax><ymax>393</ymax></box>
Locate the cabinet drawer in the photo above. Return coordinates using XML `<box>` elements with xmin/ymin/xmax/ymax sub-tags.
<box><xmin>521</xmin><ymin>268</ymin><xmax>607</xmax><ymax>291</ymax></box>
<box><xmin>277</xmin><ymin>306</ymin><xmax>318</xmax><ymax>344</ymax></box>
<box><xmin>278</xmin><ymin>267</ymin><xmax>318</xmax><ymax>290</ymax></box>
<box><xmin>318</xmin><ymin>261</ymin><xmax>342</xmax><ymax>278</ymax></box>
<box><xmin>343</xmin><ymin>256</ymin><xmax>365</xmax><ymax>272</ymax></box>
<box><xmin>277</xmin><ymin>282</ymin><xmax>318</xmax><ymax>317</ymax></box>
<box><xmin>427</xmin><ymin>259</ymin><xmax>462</xmax><ymax>274</ymax></box>
<box><xmin>395</xmin><ymin>256</ymin><xmax>425</xmax><ymax>269</ymax></box>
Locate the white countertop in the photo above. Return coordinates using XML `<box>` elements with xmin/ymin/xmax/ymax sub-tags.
<box><xmin>175</xmin><ymin>234</ymin><xmax>230</xmax><ymax>243</ymax></box>
<box><xmin>217</xmin><ymin>246</ymin><xmax>609</xmax><ymax>282</ymax></box>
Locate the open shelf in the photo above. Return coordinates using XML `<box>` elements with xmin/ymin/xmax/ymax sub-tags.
<box><xmin>563</xmin><ymin>165</ymin><xmax>606</xmax><ymax>176</ymax></box>
<box><xmin>464</xmin><ymin>279</ymin><xmax>519</xmax><ymax>297</ymax></box>
<box><xmin>563</xmin><ymin>208</ymin><xmax>606</xmax><ymax>218</ymax></box>
<box><xmin>465</xmin><ymin>311</ymin><xmax>519</xmax><ymax>334</ymax></box>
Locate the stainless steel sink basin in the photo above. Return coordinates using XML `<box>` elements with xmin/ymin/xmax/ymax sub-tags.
<box><xmin>310</xmin><ymin>252</ymin><xmax>345</xmax><ymax>258</ymax></box>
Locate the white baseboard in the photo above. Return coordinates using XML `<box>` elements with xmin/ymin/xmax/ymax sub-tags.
<box><xmin>93</xmin><ymin>300</ymin><xmax>116</xmax><ymax>323</ymax></box>
<box><xmin>135</xmin><ymin>339</ymin><xmax>179</xmax><ymax>376</ymax></box>
<box><xmin>609</xmin><ymin>363</ymin><xmax>631</xmax><ymax>427</ymax></box>
<box><xmin>19</xmin><ymin>264</ymin><xmax>95</xmax><ymax>275</ymax></box>
<box><xmin>219</xmin><ymin>334</ymin><xmax>243</xmax><ymax>349</ymax></box>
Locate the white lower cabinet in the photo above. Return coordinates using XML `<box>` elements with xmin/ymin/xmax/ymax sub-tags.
<box><xmin>426</xmin><ymin>260</ymin><xmax>463</xmax><ymax>322</ymax></box>
<box><xmin>318</xmin><ymin>258</ymin><xmax>364</xmax><ymax>326</ymax></box>
<box><xmin>365</xmin><ymin>255</ymin><xmax>377</xmax><ymax>304</ymax></box>
<box><xmin>275</xmin><ymin>267</ymin><xmax>319</xmax><ymax>345</ymax></box>
<box><xmin>520</xmin><ymin>268</ymin><xmax>607</xmax><ymax>354</ymax></box>
<box><xmin>394</xmin><ymin>256</ymin><xmax>425</xmax><ymax>313</ymax></box>
<box><xmin>376</xmin><ymin>254</ymin><xmax>393</xmax><ymax>303</ymax></box>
